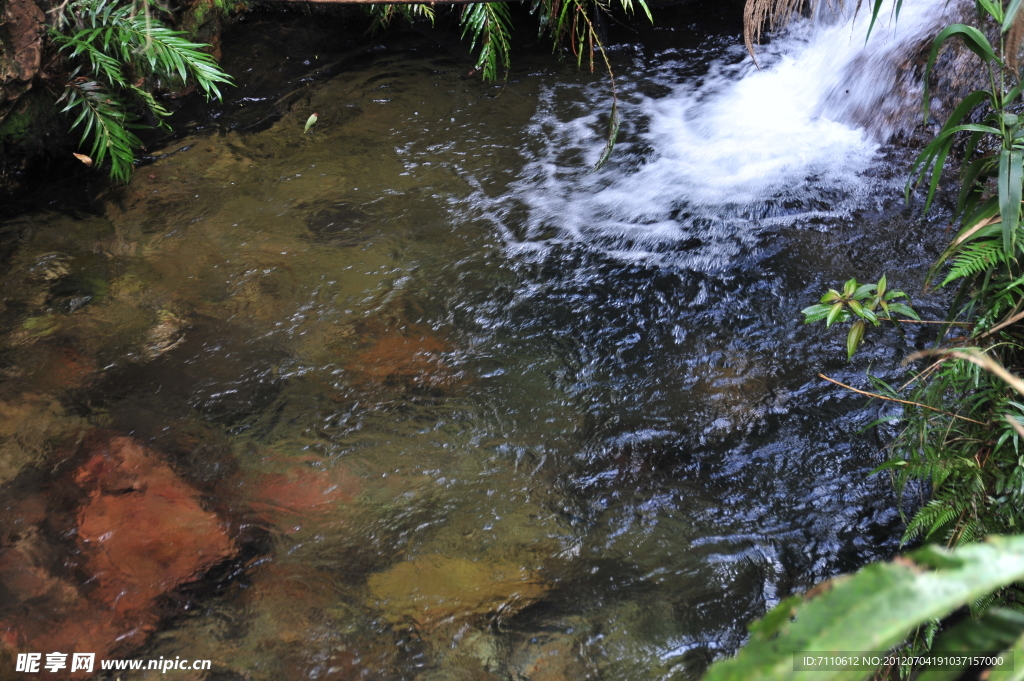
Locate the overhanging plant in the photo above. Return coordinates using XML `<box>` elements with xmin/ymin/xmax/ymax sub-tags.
<box><xmin>49</xmin><ymin>0</ymin><xmax>233</xmax><ymax>182</ymax></box>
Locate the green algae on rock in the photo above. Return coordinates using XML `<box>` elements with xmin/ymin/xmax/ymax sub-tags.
<box><xmin>367</xmin><ymin>554</ymin><xmax>548</xmax><ymax>630</ymax></box>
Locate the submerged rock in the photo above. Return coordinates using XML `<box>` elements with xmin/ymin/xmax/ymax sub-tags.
<box><xmin>39</xmin><ymin>348</ymin><xmax>96</xmax><ymax>391</ymax></box>
<box><xmin>0</xmin><ymin>529</ymin><xmax>78</xmax><ymax>610</ymax></box>
<box><xmin>0</xmin><ymin>433</ymin><xmax>236</xmax><ymax>669</ymax></box>
<box><xmin>349</xmin><ymin>331</ymin><xmax>462</xmax><ymax>391</ymax></box>
<box><xmin>366</xmin><ymin>555</ymin><xmax>548</xmax><ymax>630</ymax></box>
<box><xmin>75</xmin><ymin>436</ymin><xmax>236</xmax><ymax>616</ymax></box>
<box><xmin>143</xmin><ymin>310</ymin><xmax>187</xmax><ymax>359</ymax></box>
<box><xmin>509</xmin><ymin>633</ymin><xmax>598</xmax><ymax>681</ymax></box>
<box><xmin>0</xmin><ymin>394</ymin><xmax>83</xmax><ymax>486</ymax></box>
<box><xmin>240</xmin><ymin>464</ymin><xmax>361</xmax><ymax>525</ymax></box>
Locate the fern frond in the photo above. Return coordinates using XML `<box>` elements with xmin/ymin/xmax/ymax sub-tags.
<box><xmin>460</xmin><ymin>3</ymin><xmax>513</xmax><ymax>82</ymax></box>
<box><xmin>58</xmin><ymin>78</ymin><xmax>140</xmax><ymax>183</ymax></box>
<box><xmin>49</xmin><ymin>31</ymin><xmax>127</xmax><ymax>85</ymax></box>
<box><xmin>95</xmin><ymin>6</ymin><xmax>232</xmax><ymax>98</ymax></box>
<box><xmin>50</xmin><ymin>0</ymin><xmax>233</xmax><ymax>182</ymax></box>
<box><xmin>943</xmin><ymin>240</ymin><xmax>1009</xmax><ymax>285</ymax></box>
<box><xmin>366</xmin><ymin>3</ymin><xmax>435</xmax><ymax>32</ymax></box>
<box><xmin>971</xmin><ymin>591</ymin><xmax>996</xmax><ymax>617</ymax></box>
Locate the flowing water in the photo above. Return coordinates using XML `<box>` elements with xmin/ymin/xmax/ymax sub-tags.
<box><xmin>0</xmin><ymin>1</ymin><xmax>958</xmax><ymax>679</ymax></box>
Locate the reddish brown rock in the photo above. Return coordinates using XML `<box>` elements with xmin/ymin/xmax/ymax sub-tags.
<box><xmin>349</xmin><ymin>331</ymin><xmax>461</xmax><ymax>390</ymax></box>
<box><xmin>75</xmin><ymin>436</ymin><xmax>236</xmax><ymax>616</ymax></box>
<box><xmin>3</xmin><ymin>601</ymin><xmax>139</xmax><ymax>673</ymax></box>
<box><xmin>0</xmin><ymin>434</ymin><xmax>236</xmax><ymax>674</ymax></box>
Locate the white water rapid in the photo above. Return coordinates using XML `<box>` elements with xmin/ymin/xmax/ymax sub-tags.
<box><xmin>493</xmin><ymin>0</ymin><xmax>961</xmax><ymax>264</ymax></box>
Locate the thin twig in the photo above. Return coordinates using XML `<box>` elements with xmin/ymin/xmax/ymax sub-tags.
<box><xmin>818</xmin><ymin>373</ymin><xmax>989</xmax><ymax>425</ymax></box>
<box><xmin>979</xmin><ymin>308</ymin><xmax>1024</xmax><ymax>339</ymax></box>
<box><xmin>899</xmin><ymin>357</ymin><xmax>948</xmax><ymax>391</ymax></box>
<box><xmin>878</xmin><ymin>318</ymin><xmax>974</xmax><ymax>326</ymax></box>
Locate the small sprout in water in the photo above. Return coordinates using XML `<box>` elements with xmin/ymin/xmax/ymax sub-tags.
<box><xmin>802</xmin><ymin>275</ymin><xmax>920</xmax><ymax>360</ymax></box>
<box><xmin>304</xmin><ymin>113</ymin><xmax>318</xmax><ymax>135</ymax></box>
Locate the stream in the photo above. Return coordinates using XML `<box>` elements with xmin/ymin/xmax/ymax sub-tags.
<box><xmin>0</xmin><ymin>1</ymin><xmax>956</xmax><ymax>679</ymax></box>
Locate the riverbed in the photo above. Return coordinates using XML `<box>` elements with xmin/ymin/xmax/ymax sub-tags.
<box><xmin>0</xmin><ymin>3</ymin><xmax>949</xmax><ymax>679</ymax></box>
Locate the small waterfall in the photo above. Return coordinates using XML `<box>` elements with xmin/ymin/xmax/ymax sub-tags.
<box><xmin>817</xmin><ymin>0</ymin><xmax>968</xmax><ymax>139</ymax></box>
<box><xmin>493</xmin><ymin>0</ymin><xmax>962</xmax><ymax>263</ymax></box>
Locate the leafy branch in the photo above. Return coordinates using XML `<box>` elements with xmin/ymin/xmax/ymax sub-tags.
<box><xmin>460</xmin><ymin>3</ymin><xmax>513</xmax><ymax>82</ymax></box>
<box><xmin>49</xmin><ymin>0</ymin><xmax>233</xmax><ymax>182</ymax></box>
<box><xmin>364</xmin><ymin>3</ymin><xmax>435</xmax><ymax>35</ymax></box>
<box><xmin>56</xmin><ymin>76</ymin><xmax>142</xmax><ymax>182</ymax></box>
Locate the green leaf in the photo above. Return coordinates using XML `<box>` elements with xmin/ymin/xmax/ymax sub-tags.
<box><xmin>1008</xmin><ymin>80</ymin><xmax>1024</xmax><ymax>107</ymax></box>
<box><xmin>304</xmin><ymin>112</ymin><xmax>318</xmax><ymax>134</ymax></box>
<box><xmin>938</xmin><ymin>92</ymin><xmax>995</xmax><ymax>133</ymax></box>
<box><xmin>958</xmin><ymin>155</ymin><xmax>998</xmax><ymax>218</ymax></box>
<box><xmin>871</xmin><ymin>458</ymin><xmax>909</xmax><ymax>474</ymax></box>
<box><xmin>979</xmin><ymin>0</ymin><xmax>1004</xmax><ymax>23</ymax></box>
<box><xmin>865</xmin><ymin>0</ymin><xmax>885</xmax><ymax>41</ymax></box>
<box><xmin>821</xmin><ymin>290</ymin><xmax>842</xmax><ymax>304</ymax></box>
<box><xmin>702</xmin><ymin>536</ymin><xmax>1024</xmax><ymax>681</ymax></box>
<box><xmin>847</xmin><ymin>319</ymin><xmax>866</xmax><ymax>359</ymax></box>
<box><xmin>909</xmin><ymin>124</ymin><xmax>1003</xmax><ymax>212</ymax></box>
<box><xmin>802</xmin><ymin>304</ymin><xmax>833</xmax><ymax>324</ymax></box>
<box><xmin>634</xmin><ymin>0</ymin><xmax>653</xmax><ymax>22</ymax></box>
<box><xmin>1005</xmin><ymin>0</ymin><xmax>1024</xmax><ymax>32</ymax></box>
<box><xmin>886</xmin><ymin>303</ymin><xmax>921</xmax><ymax>320</ymax></box>
<box><xmin>915</xmin><ymin>609</ymin><xmax>1024</xmax><ymax>681</ymax></box>
<box><xmin>999</xmin><ymin>149</ymin><xmax>1023</xmax><ymax>256</ymax></box>
<box><xmin>989</xmin><ymin>630</ymin><xmax>1024</xmax><ymax>680</ymax></box>
<box><xmin>826</xmin><ymin>302</ymin><xmax>846</xmax><ymax>328</ymax></box>
<box><xmin>853</xmin><ymin>284</ymin><xmax>876</xmax><ymax>300</ymax></box>
<box><xmin>748</xmin><ymin>595</ymin><xmax>803</xmax><ymax>640</ymax></box>
<box><xmin>843</xmin><ymin>278</ymin><xmax>858</xmax><ymax>298</ymax></box>
<box><xmin>847</xmin><ymin>300</ymin><xmax>879</xmax><ymax>326</ymax></box>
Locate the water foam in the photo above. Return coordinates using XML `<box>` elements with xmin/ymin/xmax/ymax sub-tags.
<box><xmin>492</xmin><ymin>0</ymin><xmax>957</xmax><ymax>262</ymax></box>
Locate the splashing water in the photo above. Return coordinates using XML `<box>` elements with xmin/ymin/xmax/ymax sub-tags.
<box><xmin>498</xmin><ymin>0</ymin><xmax>958</xmax><ymax>262</ymax></box>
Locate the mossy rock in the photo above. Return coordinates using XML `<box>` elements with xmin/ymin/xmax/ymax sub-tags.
<box><xmin>367</xmin><ymin>555</ymin><xmax>548</xmax><ymax>630</ymax></box>
<box><xmin>175</xmin><ymin>0</ymin><xmax>248</xmax><ymax>61</ymax></box>
<box><xmin>0</xmin><ymin>88</ymin><xmax>66</xmax><ymax>170</ymax></box>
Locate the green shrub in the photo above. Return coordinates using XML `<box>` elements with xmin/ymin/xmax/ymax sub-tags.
<box><xmin>779</xmin><ymin>0</ymin><xmax>1024</xmax><ymax>675</ymax></box>
<box><xmin>802</xmin><ymin>0</ymin><xmax>1024</xmax><ymax>553</ymax></box>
